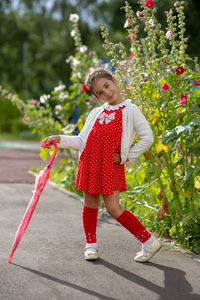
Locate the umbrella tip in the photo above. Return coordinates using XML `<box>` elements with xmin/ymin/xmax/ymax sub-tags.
<box><xmin>8</xmin><ymin>256</ymin><xmax>12</xmax><ymax>263</ymax></box>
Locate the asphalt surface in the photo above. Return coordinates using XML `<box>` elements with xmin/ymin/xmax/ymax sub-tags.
<box><xmin>0</xmin><ymin>142</ymin><xmax>200</xmax><ymax>300</ymax></box>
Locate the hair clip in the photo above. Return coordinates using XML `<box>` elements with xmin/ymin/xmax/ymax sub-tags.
<box><xmin>82</xmin><ymin>84</ymin><xmax>92</xmax><ymax>97</ymax></box>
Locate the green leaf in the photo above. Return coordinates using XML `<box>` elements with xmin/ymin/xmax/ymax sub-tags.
<box><xmin>169</xmin><ymin>225</ymin><xmax>176</xmax><ymax>236</ymax></box>
<box><xmin>182</xmin><ymin>165</ymin><xmax>195</xmax><ymax>192</ymax></box>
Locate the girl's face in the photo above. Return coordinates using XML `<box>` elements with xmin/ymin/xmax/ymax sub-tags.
<box><xmin>92</xmin><ymin>77</ymin><xmax>123</xmax><ymax>105</ymax></box>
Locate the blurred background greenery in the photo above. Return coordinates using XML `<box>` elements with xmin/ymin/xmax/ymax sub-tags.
<box><xmin>0</xmin><ymin>0</ymin><xmax>200</xmax><ymax>138</ymax></box>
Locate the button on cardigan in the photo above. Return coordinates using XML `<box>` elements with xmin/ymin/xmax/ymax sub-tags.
<box><xmin>58</xmin><ymin>99</ymin><xmax>154</xmax><ymax>164</ymax></box>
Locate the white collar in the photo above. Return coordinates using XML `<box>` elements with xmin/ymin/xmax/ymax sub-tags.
<box><xmin>102</xmin><ymin>99</ymin><xmax>132</xmax><ymax>111</ymax></box>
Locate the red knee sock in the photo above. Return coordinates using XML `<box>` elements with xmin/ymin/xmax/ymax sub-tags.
<box><xmin>116</xmin><ymin>209</ymin><xmax>151</xmax><ymax>243</ymax></box>
<box><xmin>82</xmin><ymin>205</ymin><xmax>98</xmax><ymax>243</ymax></box>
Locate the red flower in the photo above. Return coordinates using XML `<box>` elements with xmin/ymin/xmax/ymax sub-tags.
<box><xmin>176</xmin><ymin>66</ymin><xmax>184</xmax><ymax>75</ymax></box>
<box><xmin>145</xmin><ymin>0</ymin><xmax>155</xmax><ymax>8</ymax></box>
<box><xmin>164</xmin><ymin>59</ymin><xmax>168</xmax><ymax>64</ymax></box>
<box><xmin>194</xmin><ymin>77</ymin><xmax>200</xmax><ymax>86</ymax></box>
<box><xmin>179</xmin><ymin>94</ymin><xmax>187</xmax><ymax>105</ymax></box>
<box><xmin>162</xmin><ymin>83</ymin><xmax>170</xmax><ymax>91</ymax></box>
<box><xmin>82</xmin><ymin>84</ymin><xmax>88</xmax><ymax>95</ymax></box>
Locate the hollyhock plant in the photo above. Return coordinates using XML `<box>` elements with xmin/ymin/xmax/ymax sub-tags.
<box><xmin>101</xmin><ymin>1</ymin><xmax>200</xmax><ymax>252</ymax></box>
<box><xmin>176</xmin><ymin>66</ymin><xmax>184</xmax><ymax>75</ymax></box>
<box><xmin>145</xmin><ymin>0</ymin><xmax>155</xmax><ymax>8</ymax></box>
<box><xmin>179</xmin><ymin>94</ymin><xmax>187</xmax><ymax>105</ymax></box>
<box><xmin>162</xmin><ymin>83</ymin><xmax>170</xmax><ymax>91</ymax></box>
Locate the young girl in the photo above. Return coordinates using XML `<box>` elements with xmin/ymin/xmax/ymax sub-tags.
<box><xmin>42</xmin><ymin>67</ymin><xmax>162</xmax><ymax>263</ymax></box>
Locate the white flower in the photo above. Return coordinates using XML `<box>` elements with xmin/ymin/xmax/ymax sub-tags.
<box><xmin>59</xmin><ymin>92</ymin><xmax>68</xmax><ymax>100</ymax></box>
<box><xmin>72</xmin><ymin>58</ymin><xmax>80</xmax><ymax>67</ymax></box>
<box><xmin>74</xmin><ymin>72</ymin><xmax>81</xmax><ymax>78</ymax></box>
<box><xmin>40</xmin><ymin>94</ymin><xmax>50</xmax><ymax>103</ymax></box>
<box><xmin>54</xmin><ymin>85</ymin><xmax>66</xmax><ymax>92</ymax></box>
<box><xmin>149</xmin><ymin>18</ymin><xmax>154</xmax><ymax>27</ymax></box>
<box><xmin>66</xmin><ymin>56</ymin><xmax>73</xmax><ymax>63</ymax></box>
<box><xmin>124</xmin><ymin>19</ymin><xmax>131</xmax><ymax>28</ymax></box>
<box><xmin>55</xmin><ymin>105</ymin><xmax>62</xmax><ymax>111</ymax></box>
<box><xmin>80</xmin><ymin>45</ymin><xmax>88</xmax><ymax>53</ymax></box>
<box><xmin>70</xmin><ymin>30</ymin><xmax>76</xmax><ymax>37</ymax></box>
<box><xmin>69</xmin><ymin>14</ymin><xmax>79</xmax><ymax>22</ymax></box>
<box><xmin>92</xmin><ymin>58</ymin><xmax>99</xmax><ymax>65</ymax></box>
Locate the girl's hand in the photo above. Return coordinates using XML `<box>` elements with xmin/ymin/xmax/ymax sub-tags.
<box><xmin>41</xmin><ymin>135</ymin><xmax>60</xmax><ymax>149</ymax></box>
<box><xmin>114</xmin><ymin>152</ymin><xmax>121</xmax><ymax>163</ymax></box>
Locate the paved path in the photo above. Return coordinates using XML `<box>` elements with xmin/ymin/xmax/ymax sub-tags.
<box><xmin>0</xmin><ymin>142</ymin><xmax>200</xmax><ymax>300</ymax></box>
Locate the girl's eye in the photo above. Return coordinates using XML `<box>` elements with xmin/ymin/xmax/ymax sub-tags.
<box><xmin>105</xmin><ymin>84</ymin><xmax>109</xmax><ymax>88</ymax></box>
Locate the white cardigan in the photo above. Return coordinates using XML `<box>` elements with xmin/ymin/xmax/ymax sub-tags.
<box><xmin>58</xmin><ymin>99</ymin><xmax>154</xmax><ymax>164</ymax></box>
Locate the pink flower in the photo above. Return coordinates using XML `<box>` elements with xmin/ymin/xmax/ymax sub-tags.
<box><xmin>89</xmin><ymin>51</ymin><xmax>93</xmax><ymax>56</ymax></box>
<box><xmin>127</xmin><ymin>68</ymin><xmax>133</xmax><ymax>73</ymax></box>
<box><xmin>166</xmin><ymin>69</ymin><xmax>171</xmax><ymax>74</ymax></box>
<box><xmin>129</xmin><ymin>53</ymin><xmax>135</xmax><ymax>59</ymax></box>
<box><xmin>136</xmin><ymin>11</ymin><xmax>144</xmax><ymax>21</ymax></box>
<box><xmin>31</xmin><ymin>99</ymin><xmax>38</xmax><ymax>104</ymax></box>
<box><xmin>149</xmin><ymin>18</ymin><xmax>155</xmax><ymax>27</ymax></box>
<box><xmin>126</xmin><ymin>84</ymin><xmax>130</xmax><ymax>89</ymax></box>
<box><xmin>194</xmin><ymin>77</ymin><xmax>200</xmax><ymax>86</ymax></box>
<box><xmin>174</xmin><ymin>2</ymin><xmax>179</xmax><ymax>7</ymax></box>
<box><xmin>176</xmin><ymin>66</ymin><xmax>184</xmax><ymax>75</ymax></box>
<box><xmin>19</xmin><ymin>107</ymin><xmax>24</xmax><ymax>112</ymax></box>
<box><xmin>91</xmin><ymin>97</ymin><xmax>96</xmax><ymax>102</ymax></box>
<box><xmin>22</xmin><ymin>117</ymin><xmax>27</xmax><ymax>122</ymax></box>
<box><xmin>162</xmin><ymin>83</ymin><xmax>170</xmax><ymax>91</ymax></box>
<box><xmin>135</xmin><ymin>33</ymin><xmax>138</xmax><ymax>38</ymax></box>
<box><xmin>145</xmin><ymin>0</ymin><xmax>155</xmax><ymax>8</ymax></box>
<box><xmin>166</xmin><ymin>30</ymin><xmax>172</xmax><ymax>39</ymax></box>
<box><xmin>3</xmin><ymin>92</ymin><xmax>9</xmax><ymax>96</ymax></box>
<box><xmin>102</xmin><ymin>44</ymin><xmax>106</xmax><ymax>48</ymax></box>
<box><xmin>164</xmin><ymin>59</ymin><xmax>168</xmax><ymax>64</ymax></box>
<box><xmin>179</xmin><ymin>94</ymin><xmax>187</xmax><ymax>105</ymax></box>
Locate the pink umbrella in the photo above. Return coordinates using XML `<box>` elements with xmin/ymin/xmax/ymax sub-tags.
<box><xmin>8</xmin><ymin>141</ymin><xmax>58</xmax><ymax>263</ymax></box>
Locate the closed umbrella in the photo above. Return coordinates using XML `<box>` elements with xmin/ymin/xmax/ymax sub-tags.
<box><xmin>8</xmin><ymin>141</ymin><xmax>58</xmax><ymax>263</ymax></box>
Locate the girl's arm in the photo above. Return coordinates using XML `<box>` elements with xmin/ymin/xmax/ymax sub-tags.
<box><xmin>127</xmin><ymin>104</ymin><xmax>154</xmax><ymax>162</ymax></box>
<box><xmin>58</xmin><ymin>135</ymin><xmax>82</xmax><ymax>149</ymax></box>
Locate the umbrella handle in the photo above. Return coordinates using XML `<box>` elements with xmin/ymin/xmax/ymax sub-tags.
<box><xmin>42</xmin><ymin>141</ymin><xmax>58</xmax><ymax>168</ymax></box>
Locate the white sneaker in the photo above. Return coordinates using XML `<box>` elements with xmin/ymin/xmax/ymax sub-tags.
<box><xmin>134</xmin><ymin>238</ymin><xmax>162</xmax><ymax>263</ymax></box>
<box><xmin>84</xmin><ymin>246</ymin><xmax>99</xmax><ymax>261</ymax></box>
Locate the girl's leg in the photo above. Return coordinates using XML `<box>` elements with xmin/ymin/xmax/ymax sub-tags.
<box><xmin>103</xmin><ymin>190</ymin><xmax>161</xmax><ymax>262</ymax></box>
<box><xmin>82</xmin><ymin>191</ymin><xmax>99</xmax><ymax>260</ymax></box>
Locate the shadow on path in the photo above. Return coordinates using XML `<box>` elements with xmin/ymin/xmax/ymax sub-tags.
<box><xmin>10</xmin><ymin>259</ymin><xmax>200</xmax><ymax>300</ymax></box>
<box><xmin>94</xmin><ymin>258</ymin><xmax>199</xmax><ymax>300</ymax></box>
<box><xmin>10</xmin><ymin>263</ymin><xmax>116</xmax><ymax>300</ymax></box>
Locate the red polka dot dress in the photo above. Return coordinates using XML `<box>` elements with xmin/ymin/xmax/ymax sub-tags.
<box><xmin>75</xmin><ymin>104</ymin><xmax>127</xmax><ymax>195</ymax></box>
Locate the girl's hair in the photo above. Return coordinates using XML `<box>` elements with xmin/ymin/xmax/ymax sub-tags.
<box><xmin>86</xmin><ymin>67</ymin><xmax>114</xmax><ymax>94</ymax></box>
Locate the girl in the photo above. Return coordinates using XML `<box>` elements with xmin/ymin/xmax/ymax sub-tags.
<box><xmin>42</xmin><ymin>67</ymin><xmax>162</xmax><ymax>263</ymax></box>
